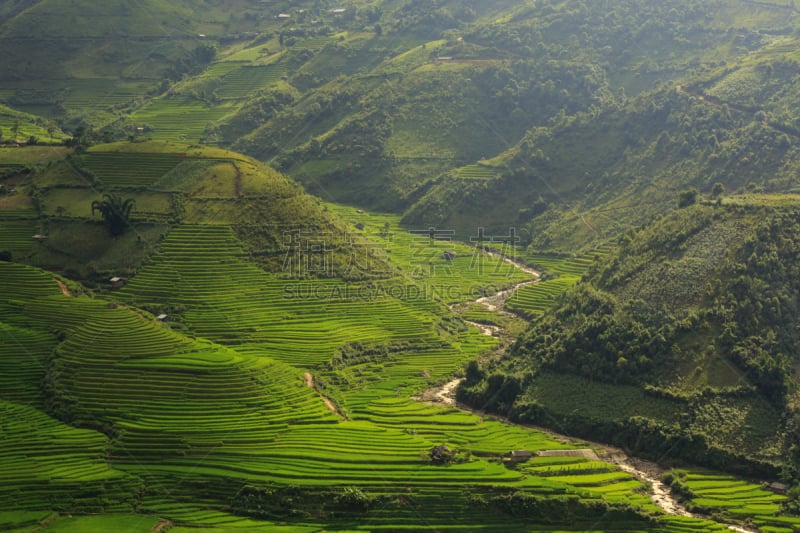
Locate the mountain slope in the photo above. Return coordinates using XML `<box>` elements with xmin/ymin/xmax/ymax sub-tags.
<box><xmin>459</xmin><ymin>200</ymin><xmax>800</xmax><ymax>476</ymax></box>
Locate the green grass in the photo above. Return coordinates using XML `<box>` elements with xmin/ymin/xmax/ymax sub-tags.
<box><xmin>456</xmin><ymin>163</ymin><xmax>500</xmax><ymax>180</ymax></box>
<box><xmin>38</xmin><ymin>514</ymin><xmax>161</xmax><ymax>532</ymax></box>
<box><xmin>0</xmin><ymin>400</ymin><xmax>140</xmax><ymax>512</ymax></box>
<box><xmin>506</xmin><ymin>276</ymin><xmax>580</xmax><ymax>318</ymax></box>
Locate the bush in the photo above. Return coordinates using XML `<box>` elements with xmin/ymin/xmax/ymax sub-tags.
<box><xmin>678</xmin><ymin>188</ymin><xmax>698</xmax><ymax>208</ymax></box>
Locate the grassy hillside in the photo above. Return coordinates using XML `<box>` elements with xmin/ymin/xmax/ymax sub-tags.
<box><xmin>405</xmin><ymin>46</ymin><xmax>800</xmax><ymax>252</ymax></box>
<box><xmin>460</xmin><ymin>200</ymin><xmax>800</xmax><ymax>480</ymax></box>
<box><xmin>0</xmin><ymin>240</ymin><xmax>751</xmax><ymax>532</ymax></box>
<box><xmin>5</xmin><ymin>1</ymin><xmax>800</xmax><ymax>529</ymax></box>
<box><xmin>5</xmin><ymin>0</ymin><xmax>798</xmax><ymax>218</ymax></box>
<box><xmin>1</xmin><ymin>140</ymin><xmax>772</xmax><ymax>531</ymax></box>
<box><xmin>0</xmin><ymin>141</ymin><xmax>371</xmax><ymax>279</ymax></box>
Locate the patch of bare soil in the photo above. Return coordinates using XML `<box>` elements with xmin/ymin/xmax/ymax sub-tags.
<box><xmin>54</xmin><ymin>279</ymin><xmax>71</xmax><ymax>296</ymax></box>
<box><xmin>304</xmin><ymin>372</ymin><xmax>346</xmax><ymax>419</ymax></box>
<box><xmin>152</xmin><ymin>519</ymin><xmax>173</xmax><ymax>532</ymax></box>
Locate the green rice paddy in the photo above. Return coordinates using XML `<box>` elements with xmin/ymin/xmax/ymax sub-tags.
<box><xmin>505</xmin><ymin>250</ymin><xmax>605</xmax><ymax>317</ymax></box>
<box><xmin>0</xmin><ymin>148</ymin><xmax>793</xmax><ymax>531</ymax></box>
<box><xmin>677</xmin><ymin>470</ymin><xmax>800</xmax><ymax>532</ymax></box>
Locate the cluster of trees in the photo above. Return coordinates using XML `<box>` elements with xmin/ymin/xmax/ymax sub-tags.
<box><xmin>91</xmin><ymin>193</ymin><xmax>135</xmax><ymax>237</ymax></box>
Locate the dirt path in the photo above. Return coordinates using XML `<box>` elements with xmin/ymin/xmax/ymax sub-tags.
<box><xmin>304</xmin><ymin>372</ymin><xmax>346</xmax><ymax>419</ymax></box>
<box><xmin>54</xmin><ymin>279</ymin><xmax>71</xmax><ymax>296</ymax></box>
<box><xmin>151</xmin><ymin>519</ymin><xmax>173</xmax><ymax>532</ymax></box>
<box><xmin>233</xmin><ymin>161</ymin><xmax>242</xmax><ymax>199</ymax></box>
<box><xmin>463</xmin><ymin>320</ymin><xmax>502</xmax><ymax>337</ymax></box>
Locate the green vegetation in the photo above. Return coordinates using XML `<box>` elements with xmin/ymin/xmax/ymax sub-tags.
<box><xmin>0</xmin><ymin>221</ymin><xmax>704</xmax><ymax>532</ymax></box>
<box><xmin>0</xmin><ymin>139</ymin><xmax>766</xmax><ymax>531</ymax></box>
<box><xmin>3</xmin><ymin>1</ymin><xmax>800</xmax><ymax>530</ymax></box>
<box><xmin>462</xmin><ymin>202</ymin><xmax>800</xmax><ymax>479</ymax></box>
<box><xmin>664</xmin><ymin>469</ymin><xmax>800</xmax><ymax>532</ymax></box>
<box><xmin>91</xmin><ymin>193</ymin><xmax>135</xmax><ymax>236</ymax></box>
<box><xmin>506</xmin><ymin>251</ymin><xmax>606</xmax><ymax>318</ymax></box>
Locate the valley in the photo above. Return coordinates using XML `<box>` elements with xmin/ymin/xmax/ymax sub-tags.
<box><xmin>2</xmin><ymin>0</ymin><xmax>800</xmax><ymax>531</ymax></box>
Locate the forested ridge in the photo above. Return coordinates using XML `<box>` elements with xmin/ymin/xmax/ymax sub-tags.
<box><xmin>460</xmin><ymin>201</ymin><xmax>800</xmax><ymax>478</ymax></box>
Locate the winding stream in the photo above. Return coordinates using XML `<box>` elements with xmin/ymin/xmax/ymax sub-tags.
<box><xmin>428</xmin><ymin>252</ymin><xmax>758</xmax><ymax>533</ymax></box>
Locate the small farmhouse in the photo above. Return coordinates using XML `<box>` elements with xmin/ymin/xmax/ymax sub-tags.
<box><xmin>508</xmin><ymin>450</ymin><xmax>533</xmax><ymax>463</ymax></box>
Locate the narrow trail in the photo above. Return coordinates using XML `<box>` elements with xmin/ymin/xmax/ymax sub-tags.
<box><xmin>424</xmin><ymin>252</ymin><xmax>758</xmax><ymax>532</ymax></box>
<box><xmin>54</xmin><ymin>279</ymin><xmax>71</xmax><ymax>296</ymax></box>
<box><xmin>151</xmin><ymin>519</ymin><xmax>173</xmax><ymax>532</ymax></box>
<box><xmin>304</xmin><ymin>372</ymin><xmax>346</xmax><ymax>420</ymax></box>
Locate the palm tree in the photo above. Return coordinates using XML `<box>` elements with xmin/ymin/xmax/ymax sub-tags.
<box><xmin>91</xmin><ymin>193</ymin><xmax>135</xmax><ymax>236</ymax></box>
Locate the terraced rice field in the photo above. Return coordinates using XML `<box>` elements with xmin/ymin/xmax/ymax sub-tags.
<box><xmin>117</xmin><ymin>225</ymin><xmax>452</xmax><ymax>368</ymax></box>
<box><xmin>130</xmin><ymin>97</ymin><xmax>234</xmax><ymax>142</ymax></box>
<box><xmin>679</xmin><ymin>470</ymin><xmax>800</xmax><ymax>532</ymax></box>
<box><xmin>293</xmin><ymin>36</ymin><xmax>333</xmax><ymax>51</ymax></box>
<box><xmin>79</xmin><ymin>152</ymin><xmax>184</xmax><ymax>189</ymax></box>
<box><xmin>55</xmin><ymin>79</ymin><xmax>148</xmax><ymax>111</ymax></box>
<box><xmin>506</xmin><ymin>247</ymin><xmax>613</xmax><ymax>317</ymax></box>
<box><xmin>328</xmin><ymin>205</ymin><xmax>531</xmax><ymax>303</ymax></box>
<box><xmin>0</xmin><ymin>115</ymin><xmax>63</xmax><ymax>143</ymax></box>
<box><xmin>0</xmin><ymin>400</ymin><xmax>140</xmax><ymax>512</ymax></box>
<box><xmin>0</xmin><ymin>219</ymin><xmax>37</xmax><ymax>257</ymax></box>
<box><xmin>0</xmin><ymin>215</ymin><xmax>773</xmax><ymax>531</ymax></box>
<box><xmin>0</xmin><ymin>323</ymin><xmax>55</xmax><ymax>406</ymax></box>
<box><xmin>215</xmin><ymin>65</ymin><xmax>288</xmax><ymax>99</ymax></box>
<box><xmin>456</xmin><ymin>163</ymin><xmax>499</xmax><ymax>180</ymax></box>
<box><xmin>506</xmin><ymin>276</ymin><xmax>579</xmax><ymax>317</ymax></box>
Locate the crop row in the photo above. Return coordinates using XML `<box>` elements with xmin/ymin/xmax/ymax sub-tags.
<box><xmin>118</xmin><ymin>225</ymin><xmax>450</xmax><ymax>367</ymax></box>
<box><xmin>506</xmin><ymin>276</ymin><xmax>580</xmax><ymax>317</ymax></box>
<box><xmin>0</xmin><ymin>262</ymin><xmax>62</xmax><ymax>306</ymax></box>
<box><xmin>0</xmin><ymin>323</ymin><xmax>54</xmax><ymax>407</ymax></box>
<box><xmin>79</xmin><ymin>152</ymin><xmax>184</xmax><ymax>189</ymax></box>
<box><xmin>526</xmin><ymin>252</ymin><xmax>596</xmax><ymax>277</ymax></box>
<box><xmin>456</xmin><ymin>163</ymin><xmax>498</xmax><ymax>180</ymax></box>
<box><xmin>0</xmin><ymin>220</ymin><xmax>36</xmax><ymax>256</ymax></box>
<box><xmin>680</xmin><ymin>470</ymin><xmax>800</xmax><ymax>532</ymax></box>
<box><xmin>131</xmin><ymin>97</ymin><xmax>234</xmax><ymax>142</ymax></box>
<box><xmin>327</xmin><ymin>205</ymin><xmax>531</xmax><ymax>304</ymax></box>
<box><xmin>506</xmin><ymin>247</ymin><xmax>613</xmax><ymax>317</ymax></box>
<box><xmin>293</xmin><ymin>36</ymin><xmax>333</xmax><ymax>51</ymax></box>
<box><xmin>215</xmin><ymin>65</ymin><xmax>288</xmax><ymax>99</ymax></box>
<box><xmin>12</xmin><ymin>286</ymin><xmax>522</xmax><ymax>493</ymax></box>
<box><xmin>0</xmin><ymin>204</ymin><xmax>38</xmax><ymax>219</ymax></box>
<box><xmin>0</xmin><ymin>400</ymin><xmax>140</xmax><ymax>512</ymax></box>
